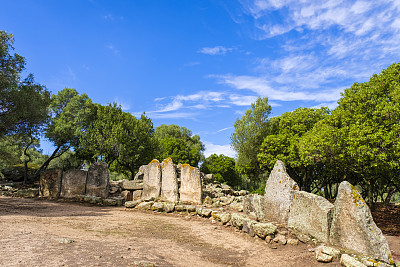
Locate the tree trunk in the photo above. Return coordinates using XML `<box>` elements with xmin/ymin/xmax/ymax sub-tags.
<box><xmin>384</xmin><ymin>187</ymin><xmax>397</xmax><ymax>204</ymax></box>
<box><xmin>23</xmin><ymin>139</ymin><xmax>34</xmax><ymax>184</ymax></box>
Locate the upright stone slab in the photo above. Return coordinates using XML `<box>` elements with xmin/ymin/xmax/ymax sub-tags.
<box><xmin>134</xmin><ymin>165</ymin><xmax>147</xmax><ymax>181</ymax></box>
<box><xmin>142</xmin><ymin>159</ymin><xmax>162</xmax><ymax>200</ymax></box>
<box><xmin>179</xmin><ymin>164</ymin><xmax>202</xmax><ymax>204</ymax></box>
<box><xmin>86</xmin><ymin>162</ymin><xmax>110</xmax><ymax>198</ymax></box>
<box><xmin>39</xmin><ymin>169</ymin><xmax>63</xmax><ymax>198</ymax></box>
<box><xmin>288</xmin><ymin>191</ymin><xmax>334</xmax><ymax>243</ymax></box>
<box><xmin>161</xmin><ymin>158</ymin><xmax>179</xmax><ymax>202</ymax></box>
<box><xmin>60</xmin><ymin>170</ymin><xmax>87</xmax><ymax>198</ymax></box>
<box><xmin>263</xmin><ymin>160</ymin><xmax>299</xmax><ymax>224</ymax></box>
<box><xmin>244</xmin><ymin>194</ymin><xmax>265</xmax><ymax>219</ymax></box>
<box><xmin>329</xmin><ymin>181</ymin><xmax>393</xmax><ymax>264</ymax></box>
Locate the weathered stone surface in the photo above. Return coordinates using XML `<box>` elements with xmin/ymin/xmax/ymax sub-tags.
<box><xmin>180</xmin><ymin>164</ymin><xmax>202</xmax><ymax>204</ymax></box>
<box><xmin>229</xmin><ymin>202</ymin><xmax>244</xmax><ymax>212</ymax></box>
<box><xmin>86</xmin><ymin>162</ymin><xmax>110</xmax><ymax>198</ymax></box>
<box><xmin>137</xmin><ymin>201</ymin><xmax>154</xmax><ymax>210</ymax></box>
<box><xmin>263</xmin><ymin>160</ymin><xmax>299</xmax><ymax>224</ymax></box>
<box><xmin>340</xmin><ymin>254</ymin><xmax>367</xmax><ymax>267</ymax></box>
<box><xmin>103</xmin><ymin>198</ymin><xmax>118</xmax><ymax>206</ymax></box>
<box><xmin>253</xmin><ymin>222</ymin><xmax>277</xmax><ymax>239</ymax></box>
<box><xmin>287</xmin><ymin>238</ymin><xmax>299</xmax><ymax>245</ymax></box>
<box><xmin>329</xmin><ymin>181</ymin><xmax>393</xmax><ymax>264</ymax></box>
<box><xmin>60</xmin><ymin>170</ymin><xmax>87</xmax><ymax>198</ymax></box>
<box><xmin>230</xmin><ymin>213</ymin><xmax>247</xmax><ymax>229</ymax></box>
<box><xmin>315</xmin><ymin>245</ymin><xmax>341</xmax><ymax>263</ymax></box>
<box><xmin>175</xmin><ymin>205</ymin><xmax>186</xmax><ymax>212</ymax></box>
<box><xmin>152</xmin><ymin>202</ymin><xmax>164</xmax><ymax>212</ymax></box>
<box><xmin>134</xmin><ymin>165</ymin><xmax>147</xmax><ymax>180</ymax></box>
<box><xmin>197</xmin><ymin>207</ymin><xmax>212</xmax><ymax>217</ymax></box>
<box><xmin>39</xmin><ymin>169</ymin><xmax>63</xmax><ymax>198</ymax></box>
<box><xmin>211</xmin><ymin>211</ymin><xmax>231</xmax><ymax>224</ymax></box>
<box><xmin>184</xmin><ymin>205</ymin><xmax>197</xmax><ymax>213</ymax></box>
<box><xmin>121</xmin><ymin>190</ymin><xmax>132</xmax><ymax>202</ymax></box>
<box><xmin>84</xmin><ymin>195</ymin><xmax>102</xmax><ymax>204</ymax></box>
<box><xmin>244</xmin><ymin>194</ymin><xmax>265</xmax><ymax>220</ymax></box>
<box><xmin>121</xmin><ymin>180</ymin><xmax>144</xmax><ymax>190</ymax></box>
<box><xmin>132</xmin><ymin>190</ymin><xmax>142</xmax><ymax>201</ymax></box>
<box><xmin>142</xmin><ymin>159</ymin><xmax>162</xmax><ymax>200</ymax></box>
<box><xmin>161</xmin><ymin>158</ymin><xmax>179</xmax><ymax>202</ymax></box>
<box><xmin>125</xmin><ymin>200</ymin><xmax>142</xmax><ymax>208</ymax></box>
<box><xmin>288</xmin><ymin>190</ymin><xmax>334</xmax><ymax>243</ymax></box>
<box><xmin>163</xmin><ymin>202</ymin><xmax>175</xmax><ymax>213</ymax></box>
<box><xmin>242</xmin><ymin>219</ymin><xmax>256</xmax><ymax>237</ymax></box>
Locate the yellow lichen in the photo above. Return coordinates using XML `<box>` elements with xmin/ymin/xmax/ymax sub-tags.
<box><xmin>278</xmin><ymin>169</ymin><xmax>281</xmax><ymax>172</ymax></box>
<box><xmin>350</xmin><ymin>184</ymin><xmax>365</xmax><ymax>207</ymax></box>
<box><xmin>149</xmin><ymin>159</ymin><xmax>159</xmax><ymax>165</ymax></box>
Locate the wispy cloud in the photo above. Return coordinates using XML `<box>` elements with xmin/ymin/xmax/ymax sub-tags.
<box><xmin>107</xmin><ymin>45</ymin><xmax>119</xmax><ymax>55</ymax></box>
<box><xmin>114</xmin><ymin>97</ymin><xmax>131</xmax><ymax>111</ymax></box>
<box><xmin>217</xmin><ymin>127</ymin><xmax>234</xmax><ymax>133</ymax></box>
<box><xmin>226</xmin><ymin>0</ymin><xmax>400</xmax><ymax>106</ymax></box>
<box><xmin>203</xmin><ymin>141</ymin><xmax>236</xmax><ymax>158</ymax></box>
<box><xmin>198</xmin><ymin>46</ymin><xmax>235</xmax><ymax>55</ymax></box>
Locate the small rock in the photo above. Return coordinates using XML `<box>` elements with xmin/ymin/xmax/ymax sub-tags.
<box><xmin>265</xmin><ymin>236</ymin><xmax>272</xmax><ymax>244</ymax></box>
<box><xmin>340</xmin><ymin>254</ymin><xmax>367</xmax><ymax>267</ymax></box>
<box><xmin>253</xmin><ymin>222</ymin><xmax>277</xmax><ymax>239</ymax></box>
<box><xmin>163</xmin><ymin>202</ymin><xmax>175</xmax><ymax>213</ymax></box>
<box><xmin>296</xmin><ymin>233</ymin><xmax>312</xmax><ymax>243</ymax></box>
<box><xmin>286</xmin><ymin>238</ymin><xmax>299</xmax><ymax>245</ymax></box>
<box><xmin>58</xmin><ymin>238</ymin><xmax>74</xmax><ymax>244</ymax></box>
<box><xmin>137</xmin><ymin>201</ymin><xmax>154</xmax><ymax>210</ymax></box>
<box><xmin>151</xmin><ymin>202</ymin><xmax>164</xmax><ymax>212</ymax></box>
<box><xmin>125</xmin><ymin>200</ymin><xmax>141</xmax><ymax>208</ymax></box>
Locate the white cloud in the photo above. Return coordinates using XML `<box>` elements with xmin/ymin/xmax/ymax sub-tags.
<box><xmin>203</xmin><ymin>141</ymin><xmax>236</xmax><ymax>158</ymax></box>
<box><xmin>114</xmin><ymin>97</ymin><xmax>131</xmax><ymax>111</ymax></box>
<box><xmin>217</xmin><ymin>127</ymin><xmax>234</xmax><ymax>133</ymax></box>
<box><xmin>198</xmin><ymin>46</ymin><xmax>235</xmax><ymax>55</ymax></box>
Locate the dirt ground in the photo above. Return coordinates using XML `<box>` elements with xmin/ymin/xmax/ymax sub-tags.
<box><xmin>0</xmin><ymin>197</ymin><xmax>398</xmax><ymax>267</ymax></box>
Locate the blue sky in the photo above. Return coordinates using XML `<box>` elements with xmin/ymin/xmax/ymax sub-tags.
<box><xmin>1</xmin><ymin>0</ymin><xmax>400</xmax><ymax>158</ymax></box>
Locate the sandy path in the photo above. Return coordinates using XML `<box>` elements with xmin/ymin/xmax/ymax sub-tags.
<box><xmin>0</xmin><ymin>196</ymin><xmax>357</xmax><ymax>266</ymax></box>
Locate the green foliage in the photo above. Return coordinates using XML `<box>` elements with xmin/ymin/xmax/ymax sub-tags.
<box><xmin>257</xmin><ymin>107</ymin><xmax>329</xmax><ymax>191</ymax></box>
<box><xmin>0</xmin><ymin>31</ymin><xmax>25</xmax><ymax>135</ymax></box>
<box><xmin>79</xmin><ymin>104</ymin><xmax>157</xmax><ymax>179</ymax></box>
<box><xmin>48</xmin><ymin>150</ymin><xmax>83</xmax><ymax>171</ymax></box>
<box><xmin>200</xmin><ymin>154</ymin><xmax>240</xmax><ymax>187</ymax></box>
<box><xmin>231</xmin><ymin>97</ymin><xmax>271</xmax><ymax>180</ymax></box>
<box><xmin>154</xmin><ymin>124</ymin><xmax>204</xmax><ymax>167</ymax></box>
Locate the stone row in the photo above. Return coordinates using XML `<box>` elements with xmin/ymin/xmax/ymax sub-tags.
<box><xmin>244</xmin><ymin>160</ymin><xmax>394</xmax><ymax>265</ymax></box>
<box><xmin>139</xmin><ymin>158</ymin><xmax>202</xmax><ymax>204</ymax></box>
<box><xmin>39</xmin><ymin>162</ymin><xmax>109</xmax><ymax>199</ymax></box>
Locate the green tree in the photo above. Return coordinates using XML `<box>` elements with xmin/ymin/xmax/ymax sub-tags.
<box><xmin>154</xmin><ymin>124</ymin><xmax>204</xmax><ymax>166</ymax></box>
<box><xmin>0</xmin><ymin>31</ymin><xmax>25</xmax><ymax>135</ymax></box>
<box><xmin>200</xmin><ymin>154</ymin><xmax>240</xmax><ymax>187</ymax></box>
<box><xmin>231</xmin><ymin>97</ymin><xmax>271</xmax><ymax>180</ymax></box>
<box><xmin>257</xmin><ymin>107</ymin><xmax>329</xmax><ymax>192</ymax></box>
<box><xmin>79</xmin><ymin>104</ymin><xmax>157</xmax><ymax>179</ymax></box>
<box><xmin>330</xmin><ymin>62</ymin><xmax>400</xmax><ymax>204</ymax></box>
<box><xmin>37</xmin><ymin>88</ymin><xmax>96</xmax><ymax>176</ymax></box>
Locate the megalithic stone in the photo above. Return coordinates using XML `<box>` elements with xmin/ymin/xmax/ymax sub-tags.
<box><xmin>288</xmin><ymin>191</ymin><xmax>334</xmax><ymax>243</ymax></box>
<box><xmin>161</xmin><ymin>158</ymin><xmax>179</xmax><ymax>202</ymax></box>
<box><xmin>39</xmin><ymin>168</ymin><xmax>63</xmax><ymax>198</ymax></box>
<box><xmin>60</xmin><ymin>170</ymin><xmax>87</xmax><ymax>198</ymax></box>
<box><xmin>86</xmin><ymin>162</ymin><xmax>110</xmax><ymax>198</ymax></box>
<box><xmin>179</xmin><ymin>164</ymin><xmax>202</xmax><ymax>204</ymax></box>
<box><xmin>263</xmin><ymin>160</ymin><xmax>299</xmax><ymax>224</ymax></box>
<box><xmin>329</xmin><ymin>181</ymin><xmax>393</xmax><ymax>264</ymax></box>
<box><xmin>142</xmin><ymin>159</ymin><xmax>162</xmax><ymax>200</ymax></box>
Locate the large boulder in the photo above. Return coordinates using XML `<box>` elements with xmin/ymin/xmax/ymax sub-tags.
<box><xmin>161</xmin><ymin>158</ymin><xmax>179</xmax><ymax>202</ymax></box>
<box><xmin>329</xmin><ymin>181</ymin><xmax>393</xmax><ymax>264</ymax></box>
<box><xmin>142</xmin><ymin>159</ymin><xmax>162</xmax><ymax>200</ymax></box>
<box><xmin>244</xmin><ymin>194</ymin><xmax>265</xmax><ymax>220</ymax></box>
<box><xmin>179</xmin><ymin>164</ymin><xmax>202</xmax><ymax>204</ymax></box>
<box><xmin>288</xmin><ymin>191</ymin><xmax>334</xmax><ymax>243</ymax></box>
<box><xmin>60</xmin><ymin>170</ymin><xmax>87</xmax><ymax>198</ymax></box>
<box><xmin>263</xmin><ymin>160</ymin><xmax>299</xmax><ymax>224</ymax></box>
<box><xmin>39</xmin><ymin>169</ymin><xmax>63</xmax><ymax>198</ymax></box>
<box><xmin>86</xmin><ymin>162</ymin><xmax>110</xmax><ymax>198</ymax></box>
